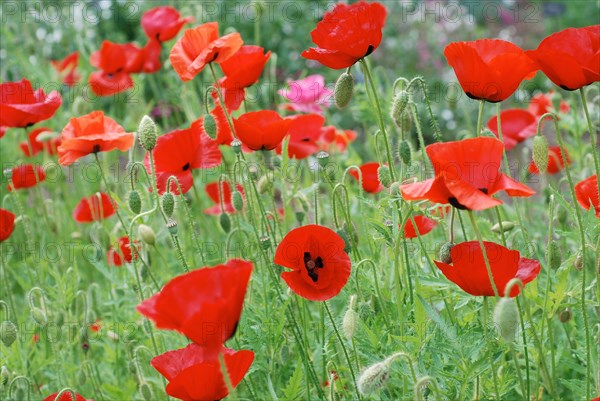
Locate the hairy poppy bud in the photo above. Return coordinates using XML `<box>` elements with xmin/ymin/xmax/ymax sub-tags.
<box><xmin>357</xmin><ymin>361</ymin><xmax>389</xmax><ymax>395</ymax></box>
<box><xmin>389</xmin><ymin>181</ymin><xmax>401</xmax><ymax>195</ymax></box>
<box><xmin>31</xmin><ymin>307</ymin><xmax>47</xmax><ymax>326</ymax></box>
<box><xmin>573</xmin><ymin>251</ymin><xmax>583</xmax><ymax>271</ymax></box>
<box><xmin>0</xmin><ymin>321</ymin><xmax>17</xmax><ymax>347</ymax></box>
<box><xmin>317</xmin><ymin>151</ymin><xmax>329</xmax><ymax>168</ymax></box>
<box><xmin>491</xmin><ymin>221</ymin><xmax>515</xmax><ymax>234</ymax></box>
<box><xmin>532</xmin><ymin>135</ymin><xmax>549</xmax><ymax>174</ymax></box>
<box><xmin>128</xmin><ymin>190</ymin><xmax>142</xmax><ymax>214</ymax></box>
<box><xmin>72</xmin><ymin>96</ymin><xmax>87</xmax><ymax>116</ymax></box>
<box><xmin>161</xmin><ymin>192</ymin><xmax>175</xmax><ymax>217</ymax></box>
<box><xmin>342</xmin><ymin>295</ymin><xmax>358</xmax><ymax>340</ymax></box>
<box><xmin>138</xmin><ymin>115</ymin><xmax>158</xmax><ymax>151</ymax></box>
<box><xmin>232</xmin><ymin>190</ymin><xmax>244</xmax><ymax>211</ymax></box>
<box><xmin>231</xmin><ymin>139</ymin><xmax>242</xmax><ymax>154</ymax></box>
<box><xmin>166</xmin><ymin>219</ymin><xmax>178</xmax><ymax>235</ymax></box>
<box><xmin>558</xmin><ymin>308</ymin><xmax>571</xmax><ymax>323</ymax></box>
<box><xmin>248</xmin><ymin>165</ymin><xmax>260</xmax><ymax>181</ymax></box>
<box><xmin>219</xmin><ymin>213</ymin><xmax>231</xmax><ymax>233</ymax></box>
<box><xmin>438</xmin><ymin>242</ymin><xmax>454</xmax><ymax>264</ymax></box>
<box><xmin>138</xmin><ymin>224</ymin><xmax>156</xmax><ymax>245</ymax></box>
<box><xmin>398</xmin><ymin>140</ymin><xmax>411</xmax><ymax>165</ymax></box>
<box><xmin>1</xmin><ymin>365</ymin><xmax>8</xmax><ymax>386</ymax></box>
<box><xmin>391</xmin><ymin>90</ymin><xmax>409</xmax><ymax>127</ymax></box>
<box><xmin>140</xmin><ymin>381</ymin><xmax>154</xmax><ymax>401</ymax></box>
<box><xmin>203</xmin><ymin>114</ymin><xmax>217</xmax><ymax>139</ymax></box>
<box><xmin>480</xmin><ymin>128</ymin><xmax>495</xmax><ymax>138</ymax></box>
<box><xmin>334</xmin><ymin>72</ymin><xmax>354</xmax><ymax>109</ymax></box>
<box><xmin>295</xmin><ymin>211</ymin><xmax>305</xmax><ymax>224</ymax></box>
<box><xmin>257</xmin><ymin>175</ymin><xmax>272</xmax><ymax>194</ymax></box>
<box><xmin>493</xmin><ymin>297</ymin><xmax>519</xmax><ymax>343</ymax></box>
<box><xmin>377</xmin><ymin>165</ymin><xmax>391</xmax><ymax>188</ymax></box>
<box><xmin>546</xmin><ymin>241</ymin><xmax>561</xmax><ymax>269</ymax></box>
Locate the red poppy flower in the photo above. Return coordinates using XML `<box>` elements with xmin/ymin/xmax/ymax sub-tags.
<box><xmin>349</xmin><ymin>162</ymin><xmax>384</xmax><ymax>193</ymax></box>
<box><xmin>274</xmin><ymin>225</ymin><xmax>352</xmax><ymax>301</ymax></box>
<box><xmin>0</xmin><ymin>208</ymin><xmax>16</xmax><ymax>242</ymax></box>
<box><xmin>526</xmin><ymin>25</ymin><xmax>600</xmax><ymax>91</ymax></box>
<box><xmin>575</xmin><ymin>175</ymin><xmax>599</xmax><ymax>218</ymax></box>
<box><xmin>486</xmin><ymin>109</ymin><xmax>537</xmax><ymax>150</ymax></box>
<box><xmin>89</xmin><ymin>70</ymin><xmax>134</xmax><ymax>97</ymax></box>
<box><xmin>51</xmin><ymin>51</ymin><xmax>81</xmax><ymax>86</ymax></box>
<box><xmin>210</xmin><ymin>95</ymin><xmax>234</xmax><ymax>145</ymax></box>
<box><xmin>20</xmin><ymin>127</ymin><xmax>61</xmax><ymax>156</ymax></box>
<box><xmin>43</xmin><ymin>392</ymin><xmax>90</xmax><ymax>401</ymax></box>
<box><xmin>90</xmin><ymin>319</ymin><xmax>102</xmax><ymax>333</ymax></box>
<box><xmin>233</xmin><ymin>110</ymin><xmax>293</xmax><ymax>151</ymax></box>
<box><xmin>444</xmin><ymin>39</ymin><xmax>538</xmax><ymax>102</ymax></box>
<box><xmin>152</xmin><ymin>344</ymin><xmax>254</xmax><ymax>401</ymax></box>
<box><xmin>204</xmin><ymin>181</ymin><xmax>244</xmax><ymax>215</ymax></box>
<box><xmin>528</xmin><ymin>145</ymin><xmax>570</xmax><ymax>175</ymax></box>
<box><xmin>400</xmin><ymin>137</ymin><xmax>534</xmax><ymax>211</ymax></box>
<box><xmin>73</xmin><ymin>192</ymin><xmax>116</xmax><ymax>223</ymax></box>
<box><xmin>169</xmin><ymin>22</ymin><xmax>243</xmax><ymax>81</ymax></box>
<box><xmin>0</xmin><ymin>79</ymin><xmax>62</xmax><ymax>128</ymax></box>
<box><xmin>90</xmin><ymin>41</ymin><xmax>144</xmax><ymax>74</ymax></box>
<box><xmin>57</xmin><ymin>111</ymin><xmax>134</xmax><ymax>166</ymax></box>
<box><xmin>302</xmin><ymin>1</ymin><xmax>387</xmax><ymax>69</ymax></box>
<box><xmin>145</xmin><ymin>118</ymin><xmax>222</xmax><ymax>195</ymax></box>
<box><xmin>0</xmin><ymin>126</ymin><xmax>6</xmax><ymax>139</ymax></box>
<box><xmin>140</xmin><ymin>38</ymin><xmax>163</xmax><ymax>73</ymax></box>
<box><xmin>137</xmin><ymin>259</ymin><xmax>253</xmax><ymax>350</ymax></box>
<box><xmin>319</xmin><ymin>126</ymin><xmax>357</xmax><ymax>153</ymax></box>
<box><xmin>142</xmin><ymin>6</ymin><xmax>194</xmax><ymax>42</ymax></box>
<box><xmin>275</xmin><ymin>114</ymin><xmax>325</xmax><ymax>159</ymax></box>
<box><xmin>108</xmin><ymin>236</ymin><xmax>138</xmax><ymax>266</ymax></box>
<box><xmin>434</xmin><ymin>241</ymin><xmax>541</xmax><ymax>297</ymax></box>
<box><xmin>218</xmin><ymin>45</ymin><xmax>271</xmax><ymax>110</ymax></box>
<box><xmin>403</xmin><ymin>215</ymin><xmax>437</xmax><ymax>239</ymax></box>
<box><xmin>7</xmin><ymin>164</ymin><xmax>46</xmax><ymax>190</ymax></box>
<box><xmin>528</xmin><ymin>92</ymin><xmax>570</xmax><ymax>116</ymax></box>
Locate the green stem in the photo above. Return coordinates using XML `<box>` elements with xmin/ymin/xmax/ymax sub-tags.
<box><xmin>467</xmin><ymin>211</ymin><xmax>499</xmax><ymax>298</ymax></box>
<box><xmin>482</xmin><ymin>297</ymin><xmax>500</xmax><ymax>400</ymax></box>
<box><xmin>476</xmin><ymin>100</ymin><xmax>485</xmax><ymax>137</ymax></box>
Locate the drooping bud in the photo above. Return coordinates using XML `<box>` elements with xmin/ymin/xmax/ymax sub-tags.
<box><xmin>31</xmin><ymin>307</ymin><xmax>47</xmax><ymax>326</ymax></box>
<box><xmin>138</xmin><ymin>224</ymin><xmax>156</xmax><ymax>246</ymax></box>
<box><xmin>493</xmin><ymin>297</ymin><xmax>519</xmax><ymax>343</ymax></box>
<box><xmin>0</xmin><ymin>321</ymin><xmax>17</xmax><ymax>347</ymax></box>
<box><xmin>391</xmin><ymin>90</ymin><xmax>409</xmax><ymax>127</ymax></box>
<box><xmin>532</xmin><ymin>135</ymin><xmax>549</xmax><ymax>174</ymax></box>
<box><xmin>166</xmin><ymin>219</ymin><xmax>178</xmax><ymax>235</ymax></box>
<box><xmin>398</xmin><ymin>140</ymin><xmax>411</xmax><ymax>165</ymax></box>
<box><xmin>491</xmin><ymin>221</ymin><xmax>515</xmax><ymax>234</ymax></box>
<box><xmin>317</xmin><ymin>151</ymin><xmax>329</xmax><ymax>168</ymax></box>
<box><xmin>161</xmin><ymin>192</ymin><xmax>175</xmax><ymax>217</ymax></box>
<box><xmin>334</xmin><ymin>72</ymin><xmax>354</xmax><ymax>109</ymax></box>
<box><xmin>357</xmin><ymin>361</ymin><xmax>389</xmax><ymax>395</ymax></box>
<box><xmin>438</xmin><ymin>242</ymin><xmax>454</xmax><ymax>264</ymax></box>
<box><xmin>231</xmin><ymin>139</ymin><xmax>242</xmax><ymax>154</ymax></box>
<box><xmin>203</xmin><ymin>114</ymin><xmax>217</xmax><ymax>139</ymax></box>
<box><xmin>232</xmin><ymin>191</ymin><xmax>244</xmax><ymax>211</ymax></box>
<box><xmin>219</xmin><ymin>213</ymin><xmax>231</xmax><ymax>233</ymax></box>
<box><xmin>377</xmin><ymin>165</ymin><xmax>391</xmax><ymax>188</ymax></box>
<box><xmin>128</xmin><ymin>190</ymin><xmax>142</xmax><ymax>214</ymax></box>
<box><xmin>342</xmin><ymin>295</ymin><xmax>358</xmax><ymax>340</ymax></box>
<box><xmin>558</xmin><ymin>308</ymin><xmax>571</xmax><ymax>323</ymax></box>
<box><xmin>546</xmin><ymin>241</ymin><xmax>561</xmax><ymax>269</ymax></box>
<box><xmin>138</xmin><ymin>115</ymin><xmax>158</xmax><ymax>151</ymax></box>
<box><xmin>140</xmin><ymin>381</ymin><xmax>154</xmax><ymax>401</ymax></box>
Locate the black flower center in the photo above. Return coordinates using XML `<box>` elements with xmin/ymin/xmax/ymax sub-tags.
<box><xmin>304</xmin><ymin>252</ymin><xmax>324</xmax><ymax>283</ymax></box>
<box><xmin>182</xmin><ymin>162</ymin><xmax>190</xmax><ymax>171</ymax></box>
<box><xmin>364</xmin><ymin>44</ymin><xmax>375</xmax><ymax>57</ymax></box>
<box><xmin>448</xmin><ymin>197</ymin><xmax>468</xmax><ymax>210</ymax></box>
<box><xmin>479</xmin><ymin>188</ymin><xmax>488</xmax><ymax>194</ymax></box>
<box><xmin>92</xmin><ymin>144</ymin><xmax>101</xmax><ymax>153</ymax></box>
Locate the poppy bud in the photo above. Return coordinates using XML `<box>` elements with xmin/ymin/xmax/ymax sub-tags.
<box><xmin>140</xmin><ymin>381</ymin><xmax>154</xmax><ymax>401</ymax></box>
<box><xmin>438</xmin><ymin>242</ymin><xmax>454</xmax><ymax>264</ymax></box>
<box><xmin>138</xmin><ymin>224</ymin><xmax>156</xmax><ymax>245</ymax></box>
<box><xmin>532</xmin><ymin>135</ymin><xmax>549</xmax><ymax>174</ymax></box>
<box><xmin>558</xmin><ymin>308</ymin><xmax>571</xmax><ymax>323</ymax></box>
<box><xmin>317</xmin><ymin>151</ymin><xmax>329</xmax><ymax>168</ymax></box>
<box><xmin>546</xmin><ymin>241</ymin><xmax>561</xmax><ymax>269</ymax></box>
<box><xmin>219</xmin><ymin>213</ymin><xmax>231</xmax><ymax>233</ymax></box>
<box><xmin>2</xmin><ymin>169</ymin><xmax>12</xmax><ymax>181</ymax></box>
<box><xmin>493</xmin><ymin>297</ymin><xmax>519</xmax><ymax>343</ymax></box>
<box><xmin>480</xmin><ymin>128</ymin><xmax>495</xmax><ymax>138</ymax></box>
<box><xmin>231</xmin><ymin>139</ymin><xmax>242</xmax><ymax>154</ymax></box>
<box><xmin>232</xmin><ymin>191</ymin><xmax>244</xmax><ymax>211</ymax></box>
<box><xmin>342</xmin><ymin>295</ymin><xmax>358</xmax><ymax>340</ymax></box>
<box><xmin>357</xmin><ymin>361</ymin><xmax>389</xmax><ymax>395</ymax></box>
<box><xmin>334</xmin><ymin>72</ymin><xmax>354</xmax><ymax>109</ymax></box>
<box><xmin>107</xmin><ymin>330</ymin><xmax>119</xmax><ymax>341</ymax></box>
<box><xmin>142</xmin><ymin>319</ymin><xmax>153</xmax><ymax>336</ymax></box>
<box><xmin>257</xmin><ymin>175</ymin><xmax>272</xmax><ymax>194</ymax></box>
<box><xmin>398</xmin><ymin>140</ymin><xmax>412</xmax><ymax>165</ymax></box>
<box><xmin>377</xmin><ymin>165</ymin><xmax>391</xmax><ymax>188</ymax></box>
<box><xmin>491</xmin><ymin>221</ymin><xmax>515</xmax><ymax>233</ymax></box>
<box><xmin>82</xmin><ymin>341</ymin><xmax>90</xmax><ymax>352</ymax></box>
<box><xmin>389</xmin><ymin>181</ymin><xmax>401</xmax><ymax>195</ymax></box>
<box><xmin>55</xmin><ymin>311</ymin><xmax>65</xmax><ymax>326</ymax></box>
<box><xmin>78</xmin><ymin>369</ymin><xmax>87</xmax><ymax>386</ymax></box>
<box><xmin>391</xmin><ymin>90</ymin><xmax>409</xmax><ymax>127</ymax></box>
<box><xmin>138</xmin><ymin>115</ymin><xmax>158</xmax><ymax>151</ymax></box>
<box><xmin>128</xmin><ymin>190</ymin><xmax>142</xmax><ymax>214</ymax></box>
<box><xmin>573</xmin><ymin>251</ymin><xmax>583</xmax><ymax>271</ymax></box>
<box><xmin>1</xmin><ymin>365</ymin><xmax>8</xmax><ymax>386</ymax></box>
<box><xmin>295</xmin><ymin>211</ymin><xmax>305</xmax><ymax>224</ymax></box>
<box><xmin>0</xmin><ymin>321</ymin><xmax>17</xmax><ymax>347</ymax></box>
<box><xmin>336</xmin><ymin>227</ymin><xmax>352</xmax><ymax>253</ymax></box>
<box><xmin>31</xmin><ymin>307</ymin><xmax>47</xmax><ymax>326</ymax></box>
<box><xmin>203</xmin><ymin>114</ymin><xmax>217</xmax><ymax>139</ymax></box>
<box><xmin>72</xmin><ymin>96</ymin><xmax>87</xmax><ymax>116</ymax></box>
<box><xmin>80</xmin><ymin>326</ymin><xmax>88</xmax><ymax>343</ymax></box>
<box><xmin>161</xmin><ymin>192</ymin><xmax>175</xmax><ymax>217</ymax></box>
<box><xmin>260</xmin><ymin>236</ymin><xmax>271</xmax><ymax>250</ymax></box>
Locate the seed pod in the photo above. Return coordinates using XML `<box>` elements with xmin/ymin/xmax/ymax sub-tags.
<box><xmin>558</xmin><ymin>308</ymin><xmax>571</xmax><ymax>323</ymax></box>
<box><xmin>491</xmin><ymin>221</ymin><xmax>515</xmax><ymax>234</ymax></box>
<box><xmin>357</xmin><ymin>361</ymin><xmax>389</xmax><ymax>395</ymax></box>
<box><xmin>138</xmin><ymin>224</ymin><xmax>156</xmax><ymax>246</ymax></box>
<box><xmin>493</xmin><ymin>297</ymin><xmax>519</xmax><ymax>343</ymax></box>
<box><xmin>140</xmin><ymin>381</ymin><xmax>154</xmax><ymax>401</ymax></box>
<box><xmin>203</xmin><ymin>114</ymin><xmax>217</xmax><ymax>139</ymax></box>
<box><xmin>232</xmin><ymin>190</ymin><xmax>244</xmax><ymax>211</ymax></box>
<box><xmin>231</xmin><ymin>139</ymin><xmax>242</xmax><ymax>154</ymax></box>
<box><xmin>138</xmin><ymin>115</ymin><xmax>158</xmax><ymax>151</ymax></box>
<box><xmin>0</xmin><ymin>321</ymin><xmax>17</xmax><ymax>347</ymax></box>
<box><xmin>128</xmin><ymin>190</ymin><xmax>142</xmax><ymax>214</ymax></box>
<box><xmin>546</xmin><ymin>241</ymin><xmax>561</xmax><ymax>269</ymax></box>
<box><xmin>295</xmin><ymin>211</ymin><xmax>305</xmax><ymax>224</ymax></box>
<box><xmin>31</xmin><ymin>307</ymin><xmax>47</xmax><ymax>326</ymax></box>
<box><xmin>161</xmin><ymin>192</ymin><xmax>175</xmax><ymax>217</ymax></box>
<box><xmin>377</xmin><ymin>165</ymin><xmax>391</xmax><ymax>188</ymax></box>
<box><xmin>438</xmin><ymin>242</ymin><xmax>454</xmax><ymax>264</ymax></box>
<box><xmin>398</xmin><ymin>140</ymin><xmax>411</xmax><ymax>165</ymax></box>
<box><xmin>317</xmin><ymin>151</ymin><xmax>329</xmax><ymax>168</ymax></box>
<box><xmin>532</xmin><ymin>135</ymin><xmax>549</xmax><ymax>174</ymax></box>
<box><xmin>166</xmin><ymin>219</ymin><xmax>178</xmax><ymax>235</ymax></box>
<box><xmin>219</xmin><ymin>213</ymin><xmax>231</xmax><ymax>233</ymax></box>
<box><xmin>334</xmin><ymin>72</ymin><xmax>354</xmax><ymax>109</ymax></box>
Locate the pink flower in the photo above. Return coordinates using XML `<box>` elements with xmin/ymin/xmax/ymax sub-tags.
<box><xmin>278</xmin><ymin>74</ymin><xmax>332</xmax><ymax>114</ymax></box>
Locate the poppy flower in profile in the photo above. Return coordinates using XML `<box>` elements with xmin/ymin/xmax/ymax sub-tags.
<box><xmin>57</xmin><ymin>111</ymin><xmax>134</xmax><ymax>166</ymax></box>
<box><xmin>7</xmin><ymin>164</ymin><xmax>46</xmax><ymax>190</ymax></box>
<box><xmin>486</xmin><ymin>109</ymin><xmax>537</xmax><ymax>150</ymax></box>
<box><xmin>0</xmin><ymin>79</ymin><xmax>62</xmax><ymax>128</ymax></box>
<box><xmin>349</xmin><ymin>162</ymin><xmax>384</xmax><ymax>193</ymax></box>
<box><xmin>210</xmin><ymin>95</ymin><xmax>234</xmax><ymax>145</ymax></box>
<box><xmin>233</xmin><ymin>110</ymin><xmax>293</xmax><ymax>151</ymax></box>
<box><xmin>137</xmin><ymin>259</ymin><xmax>253</xmax><ymax>351</ymax></box>
<box><xmin>434</xmin><ymin>241</ymin><xmax>541</xmax><ymax>297</ymax></box>
<box><xmin>278</xmin><ymin>74</ymin><xmax>333</xmax><ymax>114</ymax></box>
<box><xmin>400</xmin><ymin>137</ymin><xmax>535</xmax><ymax>211</ymax></box>
<box><xmin>0</xmin><ymin>208</ymin><xmax>16</xmax><ymax>242</ymax></box>
<box><xmin>73</xmin><ymin>192</ymin><xmax>116</xmax><ymax>223</ymax></box>
<box><xmin>20</xmin><ymin>127</ymin><xmax>61</xmax><ymax>156</ymax></box>
<box><xmin>403</xmin><ymin>215</ymin><xmax>437</xmax><ymax>239</ymax></box>
<box><xmin>528</xmin><ymin>92</ymin><xmax>570</xmax><ymax>116</ymax></box>
<box><xmin>319</xmin><ymin>125</ymin><xmax>357</xmax><ymax>153</ymax></box>
<box><xmin>142</xmin><ymin>6</ymin><xmax>194</xmax><ymax>42</ymax></box>
<box><xmin>151</xmin><ymin>344</ymin><xmax>254</xmax><ymax>401</ymax></box>
<box><xmin>51</xmin><ymin>51</ymin><xmax>81</xmax><ymax>86</ymax></box>
<box><xmin>140</xmin><ymin>38</ymin><xmax>163</xmax><ymax>74</ymax></box>
<box><xmin>528</xmin><ymin>145</ymin><xmax>570</xmax><ymax>175</ymax></box>
<box><xmin>204</xmin><ymin>181</ymin><xmax>244</xmax><ymax>215</ymax></box>
<box><xmin>444</xmin><ymin>39</ymin><xmax>538</xmax><ymax>102</ymax></box>
<box><xmin>108</xmin><ymin>236</ymin><xmax>138</xmax><ymax>266</ymax></box>
<box><xmin>218</xmin><ymin>45</ymin><xmax>271</xmax><ymax>110</ymax></box>
<box><xmin>89</xmin><ymin>70</ymin><xmax>134</xmax><ymax>96</ymax></box>
<box><xmin>274</xmin><ymin>225</ymin><xmax>352</xmax><ymax>301</ymax></box>
<box><xmin>89</xmin><ymin>41</ymin><xmax>144</xmax><ymax>95</ymax></box>
<box><xmin>43</xmin><ymin>392</ymin><xmax>90</xmax><ymax>401</ymax></box>
<box><xmin>169</xmin><ymin>22</ymin><xmax>243</xmax><ymax>81</ymax></box>
<box><xmin>302</xmin><ymin>1</ymin><xmax>387</xmax><ymax>69</ymax></box>
<box><xmin>575</xmin><ymin>175</ymin><xmax>600</xmax><ymax>218</ymax></box>
<box><xmin>145</xmin><ymin>118</ymin><xmax>222</xmax><ymax>195</ymax></box>
<box><xmin>276</xmin><ymin>113</ymin><xmax>325</xmax><ymax>159</ymax></box>
<box><xmin>526</xmin><ymin>25</ymin><xmax>600</xmax><ymax>91</ymax></box>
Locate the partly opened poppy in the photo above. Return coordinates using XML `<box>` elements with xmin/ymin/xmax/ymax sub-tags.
<box><xmin>233</xmin><ymin>110</ymin><xmax>293</xmax><ymax>151</ymax></box>
<box><xmin>152</xmin><ymin>344</ymin><xmax>254</xmax><ymax>401</ymax></box>
<box><xmin>169</xmin><ymin>22</ymin><xmax>243</xmax><ymax>81</ymax></box>
<box><xmin>108</xmin><ymin>236</ymin><xmax>138</xmax><ymax>266</ymax></box>
<box><xmin>137</xmin><ymin>259</ymin><xmax>253</xmax><ymax>351</ymax></box>
<box><xmin>526</xmin><ymin>25</ymin><xmax>600</xmax><ymax>91</ymax></box>
<box><xmin>7</xmin><ymin>164</ymin><xmax>46</xmax><ymax>190</ymax></box>
<box><xmin>278</xmin><ymin>74</ymin><xmax>333</xmax><ymax>114</ymax></box>
<box><xmin>486</xmin><ymin>109</ymin><xmax>537</xmax><ymax>150</ymax></box>
<box><xmin>434</xmin><ymin>241</ymin><xmax>541</xmax><ymax>297</ymax></box>
<box><xmin>51</xmin><ymin>51</ymin><xmax>81</xmax><ymax>86</ymax></box>
<box><xmin>302</xmin><ymin>1</ymin><xmax>387</xmax><ymax>69</ymax></box>
<box><xmin>0</xmin><ymin>79</ymin><xmax>62</xmax><ymax>128</ymax></box>
<box><xmin>444</xmin><ymin>39</ymin><xmax>538</xmax><ymax>102</ymax></box>
<box><xmin>349</xmin><ymin>162</ymin><xmax>384</xmax><ymax>194</ymax></box>
<box><xmin>142</xmin><ymin>6</ymin><xmax>194</xmax><ymax>42</ymax></box>
<box><xmin>43</xmin><ymin>392</ymin><xmax>89</xmax><ymax>401</ymax></box>
<box><xmin>89</xmin><ymin>41</ymin><xmax>142</xmax><ymax>95</ymax></box>
<box><xmin>145</xmin><ymin>118</ymin><xmax>222</xmax><ymax>194</ymax></box>
<box><xmin>204</xmin><ymin>181</ymin><xmax>244</xmax><ymax>215</ymax></box>
<box><xmin>57</xmin><ymin>110</ymin><xmax>134</xmax><ymax>166</ymax></box>
<box><xmin>319</xmin><ymin>125</ymin><xmax>357</xmax><ymax>153</ymax></box>
<box><xmin>73</xmin><ymin>192</ymin><xmax>116</xmax><ymax>223</ymax></box>
<box><xmin>528</xmin><ymin>145</ymin><xmax>570</xmax><ymax>175</ymax></box>
<box><xmin>400</xmin><ymin>137</ymin><xmax>535</xmax><ymax>211</ymax></box>
<box><xmin>276</xmin><ymin>113</ymin><xmax>325</xmax><ymax>159</ymax></box>
<box><xmin>575</xmin><ymin>175</ymin><xmax>600</xmax><ymax>218</ymax></box>
<box><xmin>403</xmin><ymin>215</ymin><xmax>437</xmax><ymax>239</ymax></box>
<box><xmin>274</xmin><ymin>225</ymin><xmax>352</xmax><ymax>301</ymax></box>
<box><xmin>0</xmin><ymin>208</ymin><xmax>16</xmax><ymax>242</ymax></box>
<box><xmin>20</xmin><ymin>127</ymin><xmax>61</xmax><ymax>156</ymax></box>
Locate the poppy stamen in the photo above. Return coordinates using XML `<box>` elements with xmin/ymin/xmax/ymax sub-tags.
<box><xmin>364</xmin><ymin>44</ymin><xmax>375</xmax><ymax>57</ymax></box>
<box><xmin>182</xmin><ymin>162</ymin><xmax>190</xmax><ymax>171</ymax></box>
<box><xmin>479</xmin><ymin>188</ymin><xmax>489</xmax><ymax>194</ymax></box>
<box><xmin>92</xmin><ymin>144</ymin><xmax>101</xmax><ymax>153</ymax></box>
<box><xmin>448</xmin><ymin>197</ymin><xmax>469</xmax><ymax>210</ymax></box>
<box><xmin>304</xmin><ymin>251</ymin><xmax>324</xmax><ymax>282</ymax></box>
